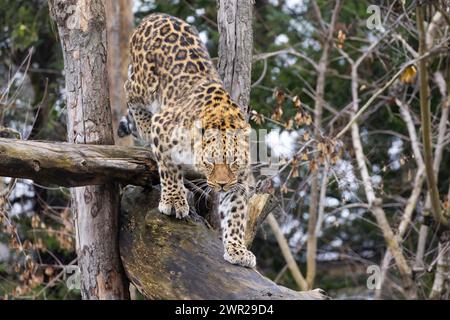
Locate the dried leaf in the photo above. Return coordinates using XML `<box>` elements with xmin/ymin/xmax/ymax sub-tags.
<box><xmin>274</xmin><ymin>88</ymin><xmax>285</xmax><ymax>105</ymax></box>
<box><xmin>337</xmin><ymin>30</ymin><xmax>346</xmax><ymax>49</ymax></box>
<box><xmin>331</xmin><ymin>155</ymin><xmax>339</xmax><ymax>164</ymax></box>
<box><xmin>294</xmin><ymin>112</ymin><xmax>304</xmax><ymax>126</ymax></box>
<box><xmin>45</xmin><ymin>267</ymin><xmax>54</xmax><ymax>276</ymax></box>
<box><xmin>250</xmin><ymin>110</ymin><xmax>265</xmax><ymax>125</ymax></box>
<box><xmin>285</xmin><ymin>119</ymin><xmax>294</xmax><ymax>130</ymax></box>
<box><xmin>303</xmin><ymin>132</ymin><xmax>310</xmax><ymax>141</ymax></box>
<box><xmin>31</xmin><ymin>215</ymin><xmax>40</xmax><ymax>229</ymax></box>
<box><xmin>291</xmin><ymin>167</ymin><xmax>299</xmax><ymax>178</ymax></box>
<box><xmin>293</xmin><ymin>95</ymin><xmax>302</xmax><ymax>108</ymax></box>
<box><xmin>304</xmin><ymin>114</ymin><xmax>312</xmax><ymax>126</ymax></box>
<box><xmin>400</xmin><ymin>65</ymin><xmax>417</xmax><ymax>84</ymax></box>
<box><xmin>271</xmin><ymin>106</ymin><xmax>283</xmax><ymax>121</ymax></box>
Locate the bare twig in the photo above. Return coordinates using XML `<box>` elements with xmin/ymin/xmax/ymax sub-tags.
<box><xmin>266</xmin><ymin>213</ymin><xmax>308</xmax><ymax>291</ymax></box>
<box><xmin>416</xmin><ymin>4</ymin><xmax>448</xmax><ymax>228</ymax></box>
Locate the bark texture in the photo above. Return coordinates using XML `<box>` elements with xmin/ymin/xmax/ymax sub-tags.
<box><xmin>119</xmin><ymin>186</ymin><xmax>327</xmax><ymax>300</ymax></box>
<box><xmin>0</xmin><ymin>138</ymin><xmax>157</xmax><ymax>187</ymax></box>
<box><xmin>49</xmin><ymin>0</ymin><xmax>129</xmax><ymax>299</ymax></box>
<box><xmin>217</xmin><ymin>0</ymin><xmax>253</xmax><ymax>115</ymax></box>
<box><xmin>105</xmin><ymin>0</ymin><xmax>134</xmax><ymax>146</ymax></box>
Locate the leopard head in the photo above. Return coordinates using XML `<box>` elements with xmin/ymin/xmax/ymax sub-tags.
<box><xmin>193</xmin><ymin>109</ymin><xmax>251</xmax><ymax>192</ymax></box>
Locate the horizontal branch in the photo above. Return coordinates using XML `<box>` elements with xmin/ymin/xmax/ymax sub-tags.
<box><xmin>0</xmin><ymin>138</ymin><xmax>158</xmax><ymax>187</ymax></box>
<box><xmin>119</xmin><ymin>186</ymin><xmax>327</xmax><ymax>300</ymax></box>
<box><xmin>0</xmin><ymin>138</ymin><xmax>272</xmax><ymax>233</ymax></box>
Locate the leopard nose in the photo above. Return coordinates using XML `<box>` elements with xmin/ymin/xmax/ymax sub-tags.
<box><xmin>218</xmin><ymin>182</ymin><xmax>227</xmax><ymax>189</ymax></box>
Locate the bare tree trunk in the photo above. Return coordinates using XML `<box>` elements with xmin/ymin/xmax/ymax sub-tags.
<box><xmin>49</xmin><ymin>0</ymin><xmax>129</xmax><ymax>299</ymax></box>
<box><xmin>105</xmin><ymin>0</ymin><xmax>134</xmax><ymax>146</ymax></box>
<box><xmin>215</xmin><ymin>0</ymin><xmax>259</xmax><ymax>229</ymax></box>
<box><xmin>217</xmin><ymin>0</ymin><xmax>253</xmax><ymax>115</ymax></box>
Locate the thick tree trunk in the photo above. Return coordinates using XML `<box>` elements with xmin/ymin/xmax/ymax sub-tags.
<box><xmin>217</xmin><ymin>0</ymin><xmax>253</xmax><ymax>115</ymax></box>
<box><xmin>49</xmin><ymin>0</ymin><xmax>129</xmax><ymax>299</ymax></box>
<box><xmin>119</xmin><ymin>186</ymin><xmax>327</xmax><ymax>300</ymax></box>
<box><xmin>105</xmin><ymin>0</ymin><xmax>134</xmax><ymax>146</ymax></box>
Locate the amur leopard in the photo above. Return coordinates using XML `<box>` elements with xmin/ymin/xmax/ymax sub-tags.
<box><xmin>119</xmin><ymin>13</ymin><xmax>256</xmax><ymax>268</ymax></box>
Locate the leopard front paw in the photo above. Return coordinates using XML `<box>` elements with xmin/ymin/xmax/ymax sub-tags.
<box><xmin>158</xmin><ymin>200</ymin><xmax>174</xmax><ymax>216</ymax></box>
<box><xmin>173</xmin><ymin>197</ymin><xmax>189</xmax><ymax>219</ymax></box>
<box><xmin>224</xmin><ymin>246</ymin><xmax>256</xmax><ymax>268</ymax></box>
<box><xmin>158</xmin><ymin>195</ymin><xmax>189</xmax><ymax>219</ymax></box>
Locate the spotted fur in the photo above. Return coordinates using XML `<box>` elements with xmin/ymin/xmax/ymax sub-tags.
<box><xmin>123</xmin><ymin>13</ymin><xmax>256</xmax><ymax>268</ymax></box>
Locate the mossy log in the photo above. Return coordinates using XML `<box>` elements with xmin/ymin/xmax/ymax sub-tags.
<box><xmin>119</xmin><ymin>186</ymin><xmax>328</xmax><ymax>300</ymax></box>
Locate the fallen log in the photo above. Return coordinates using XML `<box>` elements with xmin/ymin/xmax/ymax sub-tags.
<box><xmin>119</xmin><ymin>186</ymin><xmax>327</xmax><ymax>300</ymax></box>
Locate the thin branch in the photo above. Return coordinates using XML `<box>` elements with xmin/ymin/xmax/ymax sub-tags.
<box><xmin>266</xmin><ymin>213</ymin><xmax>308</xmax><ymax>291</ymax></box>
<box><xmin>416</xmin><ymin>4</ymin><xmax>448</xmax><ymax>227</ymax></box>
<box><xmin>335</xmin><ymin>39</ymin><xmax>449</xmax><ymax>140</ymax></box>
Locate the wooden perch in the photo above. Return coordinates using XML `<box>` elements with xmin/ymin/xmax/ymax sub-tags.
<box><xmin>0</xmin><ymin>137</ymin><xmax>273</xmax><ymax>233</ymax></box>
<box><xmin>119</xmin><ymin>186</ymin><xmax>327</xmax><ymax>300</ymax></box>
<box><xmin>0</xmin><ymin>138</ymin><xmax>158</xmax><ymax>187</ymax></box>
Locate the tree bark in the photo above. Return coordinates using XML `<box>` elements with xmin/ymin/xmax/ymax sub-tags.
<box><xmin>0</xmin><ymin>138</ymin><xmax>157</xmax><ymax>187</ymax></box>
<box><xmin>105</xmin><ymin>0</ymin><xmax>134</xmax><ymax>146</ymax></box>
<box><xmin>217</xmin><ymin>0</ymin><xmax>253</xmax><ymax>115</ymax></box>
<box><xmin>119</xmin><ymin>186</ymin><xmax>327</xmax><ymax>300</ymax></box>
<box><xmin>49</xmin><ymin>0</ymin><xmax>129</xmax><ymax>299</ymax></box>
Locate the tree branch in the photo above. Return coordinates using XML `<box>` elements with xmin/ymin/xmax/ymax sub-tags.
<box><xmin>0</xmin><ymin>138</ymin><xmax>158</xmax><ymax>187</ymax></box>
<box><xmin>335</xmin><ymin>38</ymin><xmax>449</xmax><ymax>140</ymax></box>
<box><xmin>342</xmin><ymin>47</ymin><xmax>413</xmax><ymax>286</ymax></box>
<box><xmin>416</xmin><ymin>4</ymin><xmax>448</xmax><ymax>228</ymax></box>
<box><xmin>266</xmin><ymin>213</ymin><xmax>308</xmax><ymax>291</ymax></box>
